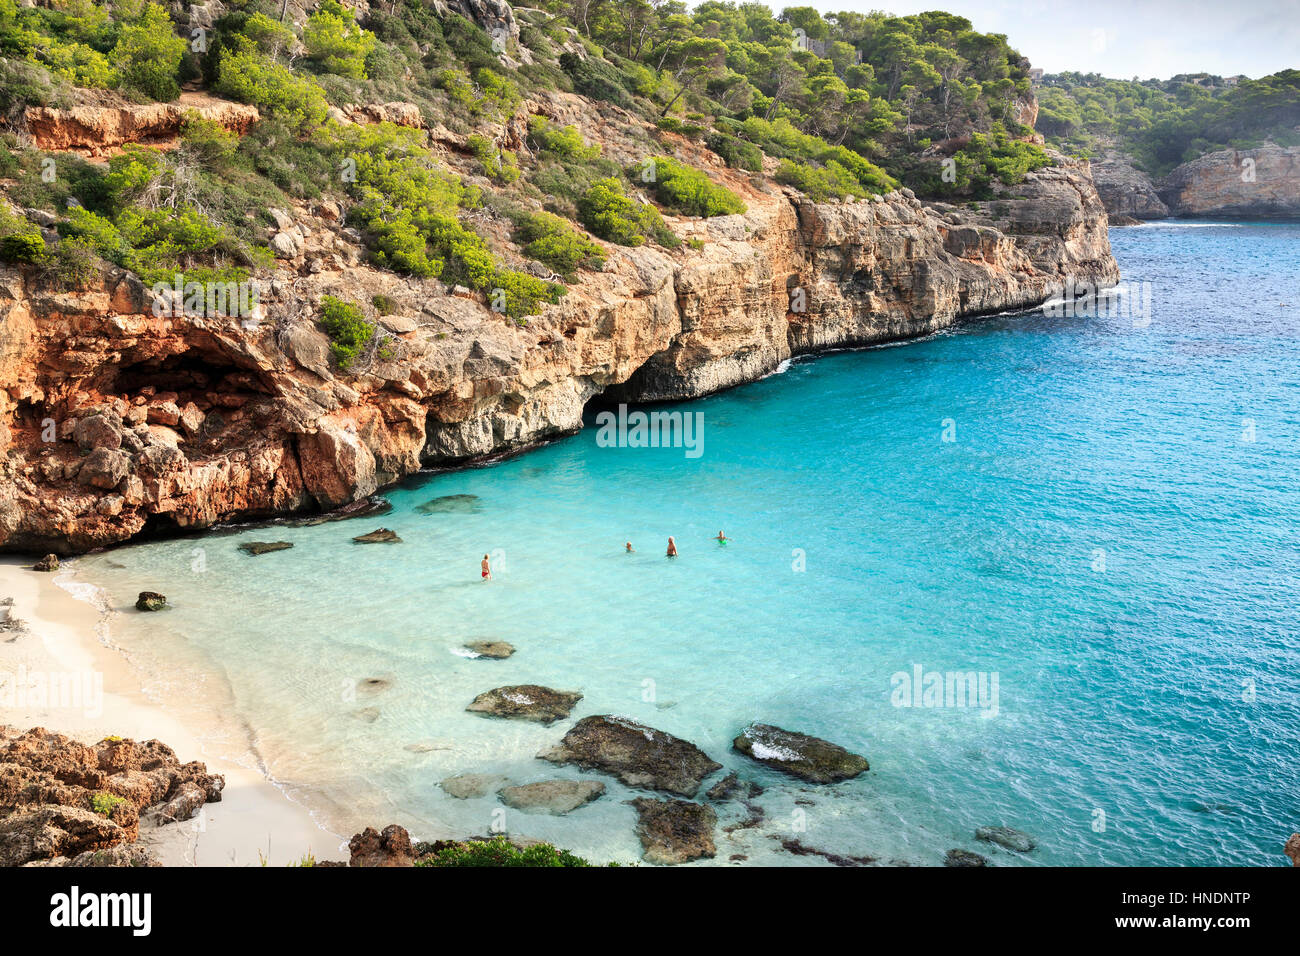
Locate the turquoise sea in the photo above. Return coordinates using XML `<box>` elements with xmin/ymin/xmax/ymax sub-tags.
<box><xmin>71</xmin><ymin>221</ymin><xmax>1300</xmax><ymax>865</ymax></box>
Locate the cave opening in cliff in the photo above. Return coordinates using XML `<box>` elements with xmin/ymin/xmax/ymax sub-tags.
<box><xmin>112</xmin><ymin>350</ymin><xmax>272</xmax><ymax>408</ymax></box>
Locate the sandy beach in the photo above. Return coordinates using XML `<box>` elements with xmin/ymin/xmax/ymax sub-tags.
<box><xmin>0</xmin><ymin>556</ymin><xmax>343</xmax><ymax>866</ymax></box>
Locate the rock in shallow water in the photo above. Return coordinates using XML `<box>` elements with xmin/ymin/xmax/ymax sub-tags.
<box><xmin>352</xmin><ymin>528</ymin><xmax>401</xmax><ymax>543</ymax></box>
<box><xmin>975</xmin><ymin>825</ymin><xmax>1036</xmax><ymax>853</ymax></box>
<box><xmin>498</xmin><ymin>780</ymin><xmax>605</xmax><ymax>814</ymax></box>
<box><xmin>238</xmin><ymin>541</ymin><xmax>294</xmax><ymax>555</ymax></box>
<box><xmin>440</xmin><ymin>773</ymin><xmax>510</xmax><ymax>800</ymax></box>
<box><xmin>134</xmin><ymin>591</ymin><xmax>167</xmax><ymax>611</ymax></box>
<box><xmin>538</xmin><ymin>715</ymin><xmax>721</xmax><ymax>797</ymax></box>
<box><xmin>33</xmin><ymin>554</ymin><xmax>59</xmax><ymax>572</ymax></box>
<box><xmin>732</xmin><ymin>723</ymin><xmax>868</xmax><ymax>783</ymax></box>
<box><xmin>292</xmin><ymin>496</ymin><xmax>393</xmax><ymax>526</ymax></box>
<box><xmin>463</xmin><ymin>641</ymin><xmax>515</xmax><ymax>659</ymax></box>
<box><xmin>466</xmin><ymin>685</ymin><xmax>582</xmax><ymax>724</ymax></box>
<box><xmin>415</xmin><ymin>493</ymin><xmax>482</xmax><ymax>514</ymax></box>
<box><xmin>945</xmin><ymin>848</ymin><xmax>990</xmax><ymax>867</ymax></box>
<box><xmin>632</xmin><ymin>798</ymin><xmax>716</xmax><ymax>865</ymax></box>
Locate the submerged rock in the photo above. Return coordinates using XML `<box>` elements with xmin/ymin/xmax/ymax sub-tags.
<box><xmin>415</xmin><ymin>493</ymin><xmax>482</xmax><ymax>515</ymax></box>
<box><xmin>632</xmin><ymin>798</ymin><xmax>716</xmax><ymax>865</ymax></box>
<box><xmin>440</xmin><ymin>773</ymin><xmax>510</xmax><ymax>800</ymax></box>
<box><xmin>33</xmin><ymin>554</ymin><xmax>59</xmax><ymax>572</ymax></box>
<box><xmin>975</xmin><ymin>825</ymin><xmax>1036</xmax><ymax>853</ymax></box>
<box><xmin>538</xmin><ymin>715</ymin><xmax>721</xmax><ymax>797</ymax></box>
<box><xmin>134</xmin><ymin>591</ymin><xmax>167</xmax><ymax>611</ymax></box>
<box><xmin>463</xmin><ymin>641</ymin><xmax>515</xmax><ymax>659</ymax></box>
<box><xmin>294</xmin><ymin>496</ymin><xmax>393</xmax><ymax>526</ymax></box>
<box><xmin>238</xmin><ymin>541</ymin><xmax>294</xmax><ymax>555</ymax></box>
<box><xmin>732</xmin><ymin>723</ymin><xmax>868</xmax><ymax>783</ymax></box>
<box><xmin>1285</xmin><ymin>832</ymin><xmax>1300</xmax><ymax>867</ymax></box>
<box><xmin>466</xmin><ymin>685</ymin><xmax>582</xmax><ymax>724</ymax></box>
<box><xmin>498</xmin><ymin>780</ymin><xmax>605</xmax><ymax>814</ymax></box>
<box><xmin>945</xmin><ymin>848</ymin><xmax>990</xmax><ymax>867</ymax></box>
<box><xmin>352</xmin><ymin>528</ymin><xmax>401</xmax><ymax>544</ymax></box>
<box><xmin>775</xmin><ymin>837</ymin><xmax>876</xmax><ymax>867</ymax></box>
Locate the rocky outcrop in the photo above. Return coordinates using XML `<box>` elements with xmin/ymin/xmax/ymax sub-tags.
<box><xmin>945</xmin><ymin>848</ymin><xmax>989</xmax><ymax>867</ymax></box>
<box><xmin>0</xmin><ymin>726</ymin><xmax>222</xmax><ymax>866</ymax></box>
<box><xmin>1158</xmin><ymin>144</ymin><xmax>1300</xmax><ymax>218</ymax></box>
<box><xmin>238</xmin><ymin>540</ymin><xmax>293</xmax><ymax>555</ymax></box>
<box><xmin>732</xmin><ymin>723</ymin><xmax>868</xmax><ymax>784</ymax></box>
<box><xmin>23</xmin><ymin>92</ymin><xmax>260</xmax><ymax>157</ymax></box>
<box><xmin>466</xmin><ymin>684</ymin><xmax>582</xmax><ymax>724</ymax></box>
<box><xmin>348</xmin><ymin>823</ymin><xmax>414</xmax><ymax>867</ymax></box>
<box><xmin>463</xmin><ymin>640</ymin><xmax>515</xmax><ymax>659</ymax></box>
<box><xmin>0</xmin><ymin>94</ymin><xmax>1119</xmax><ymax>555</ymax></box>
<box><xmin>631</xmin><ymin>797</ymin><xmax>716</xmax><ymax>865</ymax></box>
<box><xmin>538</xmin><ymin>715</ymin><xmax>721</xmax><ymax>797</ymax></box>
<box><xmin>1284</xmin><ymin>832</ymin><xmax>1300</xmax><ymax>867</ymax></box>
<box><xmin>440</xmin><ymin>772</ymin><xmax>509</xmax><ymax>799</ymax></box>
<box><xmin>1091</xmin><ymin>152</ymin><xmax>1170</xmax><ymax>219</ymax></box>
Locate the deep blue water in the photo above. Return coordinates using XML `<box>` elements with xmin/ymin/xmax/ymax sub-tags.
<box><xmin>75</xmin><ymin>221</ymin><xmax>1300</xmax><ymax>865</ymax></box>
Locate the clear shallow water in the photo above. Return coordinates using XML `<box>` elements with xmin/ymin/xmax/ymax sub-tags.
<box><xmin>72</xmin><ymin>221</ymin><xmax>1300</xmax><ymax>866</ymax></box>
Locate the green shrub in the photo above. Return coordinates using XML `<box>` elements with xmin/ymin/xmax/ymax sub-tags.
<box><xmin>303</xmin><ymin>0</ymin><xmax>376</xmax><ymax>80</ymax></box>
<box><xmin>706</xmin><ymin>133</ymin><xmax>763</xmax><ymax>172</ymax></box>
<box><xmin>0</xmin><ymin>230</ymin><xmax>47</xmax><ymax>264</ymax></box>
<box><xmin>371</xmin><ymin>293</ymin><xmax>398</xmax><ymax>315</ymax></box>
<box><xmin>319</xmin><ymin>295</ymin><xmax>375</xmax><ymax>370</ymax></box>
<box><xmin>527</xmin><ymin>117</ymin><xmax>600</xmax><ymax>162</ymax></box>
<box><xmin>634</xmin><ymin>156</ymin><xmax>745</xmax><ymax>217</ymax></box>
<box><xmin>112</xmin><ymin>2</ymin><xmax>186</xmax><ymax>101</ymax></box>
<box><xmin>559</xmin><ymin>51</ymin><xmax>634</xmax><ymax>108</ymax></box>
<box><xmin>215</xmin><ymin>49</ymin><xmax>329</xmax><ymax>129</ymax></box>
<box><xmin>414</xmin><ymin>836</ymin><xmax>602</xmax><ymax>867</ymax></box>
<box><xmin>48</xmin><ymin>236</ymin><xmax>97</xmax><ymax>287</ymax></box>
<box><xmin>515</xmin><ymin>210</ymin><xmax>605</xmax><ymax>281</ymax></box>
<box><xmin>775</xmin><ymin>158</ymin><xmax>866</xmax><ymax>201</ymax></box>
<box><xmin>90</xmin><ymin>793</ymin><xmax>125</xmax><ymax>817</ymax></box>
<box><xmin>578</xmin><ymin>177</ymin><xmax>678</xmax><ymax>249</ymax></box>
<box><xmin>466</xmin><ymin>134</ymin><xmax>520</xmax><ymax>185</ymax></box>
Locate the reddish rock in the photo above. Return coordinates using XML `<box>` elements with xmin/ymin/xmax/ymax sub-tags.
<box><xmin>348</xmin><ymin>824</ymin><xmax>414</xmax><ymax>867</ymax></box>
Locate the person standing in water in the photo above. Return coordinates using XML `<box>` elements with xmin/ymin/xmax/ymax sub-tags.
<box><xmin>666</xmin><ymin>537</ymin><xmax>677</xmax><ymax>557</ymax></box>
<box><xmin>481</xmin><ymin>554</ymin><xmax>491</xmax><ymax>580</ymax></box>
<box><xmin>625</xmin><ymin>542</ymin><xmax>635</xmax><ymax>553</ymax></box>
<box><xmin>715</xmin><ymin>530</ymin><xmax>728</xmax><ymax>544</ymax></box>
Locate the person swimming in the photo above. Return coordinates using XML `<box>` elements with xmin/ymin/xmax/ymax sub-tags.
<box><xmin>481</xmin><ymin>554</ymin><xmax>491</xmax><ymax>580</ymax></box>
<box><xmin>715</xmin><ymin>530</ymin><xmax>728</xmax><ymax>543</ymax></box>
<box><xmin>625</xmin><ymin>542</ymin><xmax>635</xmax><ymax>553</ymax></box>
<box><xmin>666</xmin><ymin>536</ymin><xmax>677</xmax><ymax>557</ymax></box>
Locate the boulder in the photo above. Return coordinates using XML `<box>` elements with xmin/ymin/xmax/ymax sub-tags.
<box><xmin>237</xmin><ymin>541</ymin><xmax>294</xmax><ymax>555</ymax></box>
<box><xmin>78</xmin><ymin>448</ymin><xmax>131</xmax><ymax>490</ymax></box>
<box><xmin>466</xmin><ymin>685</ymin><xmax>582</xmax><ymax>724</ymax></box>
<box><xmin>945</xmin><ymin>848</ymin><xmax>989</xmax><ymax>867</ymax></box>
<box><xmin>975</xmin><ymin>825</ymin><xmax>1036</xmax><ymax>853</ymax></box>
<box><xmin>498</xmin><ymin>780</ymin><xmax>605</xmax><ymax>814</ymax></box>
<box><xmin>33</xmin><ymin>554</ymin><xmax>59</xmax><ymax>572</ymax></box>
<box><xmin>732</xmin><ymin>723</ymin><xmax>868</xmax><ymax>783</ymax></box>
<box><xmin>348</xmin><ymin>824</ymin><xmax>413</xmax><ymax>867</ymax></box>
<box><xmin>631</xmin><ymin>798</ymin><xmax>716</xmax><ymax>865</ymax></box>
<box><xmin>415</xmin><ymin>493</ymin><xmax>482</xmax><ymax>514</ymax></box>
<box><xmin>1286</xmin><ymin>832</ymin><xmax>1300</xmax><ymax>867</ymax></box>
<box><xmin>72</xmin><ymin>413</ymin><xmax>122</xmax><ymax>452</ymax></box>
<box><xmin>538</xmin><ymin>715</ymin><xmax>721</xmax><ymax>797</ymax></box>
<box><xmin>463</xmin><ymin>641</ymin><xmax>515</xmax><ymax>659</ymax></box>
<box><xmin>134</xmin><ymin>591</ymin><xmax>167</xmax><ymax>611</ymax></box>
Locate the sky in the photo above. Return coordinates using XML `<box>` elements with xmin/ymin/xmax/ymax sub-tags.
<box><xmin>795</xmin><ymin>0</ymin><xmax>1300</xmax><ymax>79</ymax></box>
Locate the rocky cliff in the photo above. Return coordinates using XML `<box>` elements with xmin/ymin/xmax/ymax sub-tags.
<box><xmin>0</xmin><ymin>93</ymin><xmax>1118</xmax><ymax>554</ymax></box>
<box><xmin>1091</xmin><ymin>142</ymin><xmax>1300</xmax><ymax>220</ymax></box>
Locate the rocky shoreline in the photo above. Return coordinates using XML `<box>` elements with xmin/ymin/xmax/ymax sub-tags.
<box><xmin>0</xmin><ymin>138</ymin><xmax>1118</xmax><ymax>555</ymax></box>
<box><xmin>1091</xmin><ymin>143</ymin><xmax>1300</xmax><ymax>221</ymax></box>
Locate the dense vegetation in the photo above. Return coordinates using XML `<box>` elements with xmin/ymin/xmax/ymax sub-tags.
<box><xmin>1037</xmin><ymin>70</ymin><xmax>1300</xmax><ymax>176</ymax></box>
<box><xmin>413</xmin><ymin>836</ymin><xmax>609</xmax><ymax>867</ymax></box>
<box><xmin>0</xmin><ymin>0</ymin><xmax>1069</xmax><ymax>358</ymax></box>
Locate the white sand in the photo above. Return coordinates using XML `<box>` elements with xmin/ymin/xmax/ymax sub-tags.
<box><xmin>0</xmin><ymin>556</ymin><xmax>346</xmax><ymax>866</ymax></box>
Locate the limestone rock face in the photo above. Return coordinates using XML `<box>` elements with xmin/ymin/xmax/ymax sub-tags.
<box><xmin>24</xmin><ymin>92</ymin><xmax>259</xmax><ymax>157</ymax></box>
<box><xmin>1159</xmin><ymin>144</ymin><xmax>1300</xmax><ymax>218</ymax></box>
<box><xmin>0</xmin><ymin>118</ymin><xmax>1118</xmax><ymax>556</ymax></box>
<box><xmin>1091</xmin><ymin>153</ymin><xmax>1171</xmax><ymax>219</ymax></box>
<box><xmin>538</xmin><ymin>715</ymin><xmax>721</xmax><ymax>797</ymax></box>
